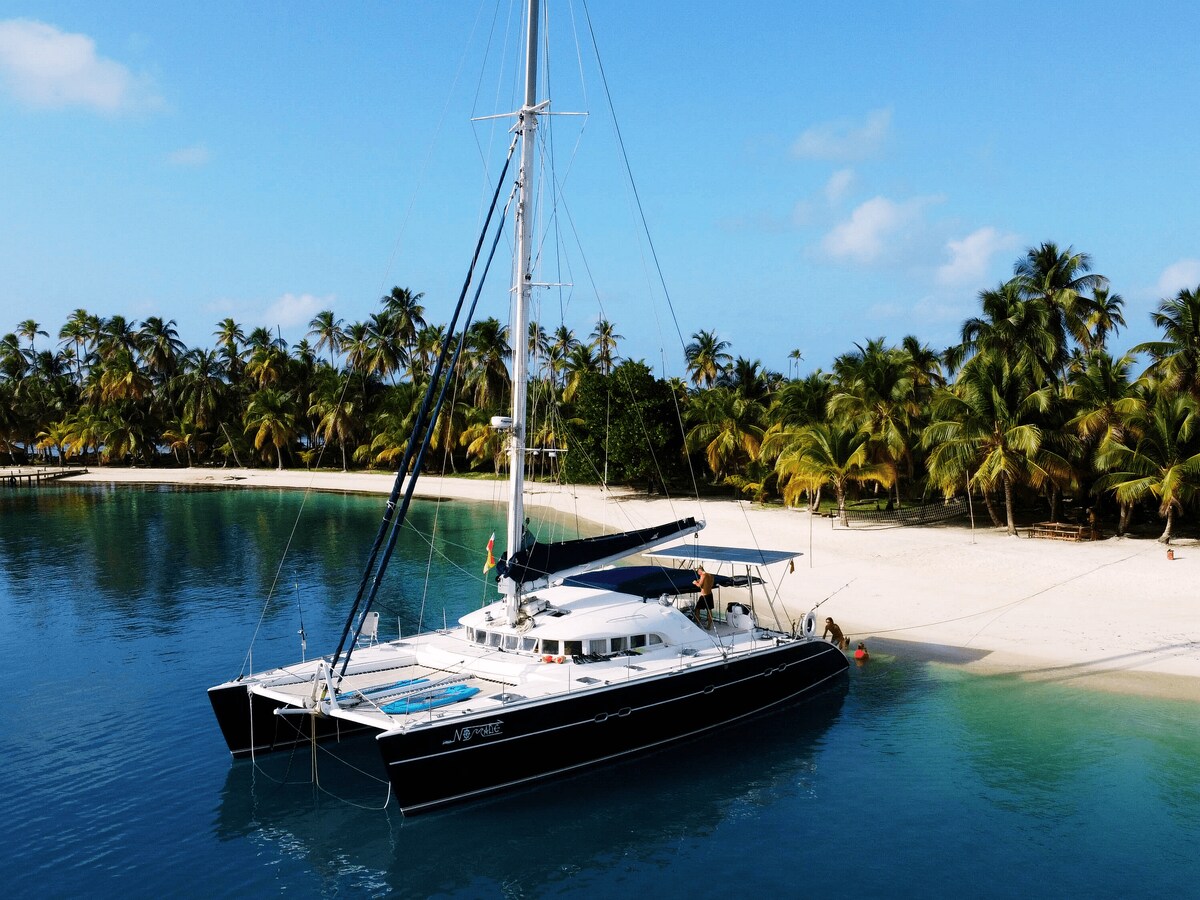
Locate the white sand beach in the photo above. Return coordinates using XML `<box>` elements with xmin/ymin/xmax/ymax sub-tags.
<box><xmin>40</xmin><ymin>465</ymin><xmax>1200</xmax><ymax>701</ymax></box>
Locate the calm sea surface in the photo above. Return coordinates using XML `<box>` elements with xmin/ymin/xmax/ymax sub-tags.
<box><xmin>1</xmin><ymin>483</ymin><xmax>1197</xmax><ymax>899</ymax></box>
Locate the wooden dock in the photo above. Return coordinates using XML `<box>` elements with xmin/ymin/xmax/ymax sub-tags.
<box><xmin>2</xmin><ymin>467</ymin><xmax>89</xmax><ymax>488</ymax></box>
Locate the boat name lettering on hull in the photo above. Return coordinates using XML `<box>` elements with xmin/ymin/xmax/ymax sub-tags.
<box><xmin>445</xmin><ymin>720</ymin><xmax>504</xmax><ymax>745</ymax></box>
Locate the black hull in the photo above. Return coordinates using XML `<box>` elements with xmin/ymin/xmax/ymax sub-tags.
<box><xmin>378</xmin><ymin>638</ymin><xmax>847</xmax><ymax>814</ymax></box>
<box><xmin>208</xmin><ymin>682</ymin><xmax>374</xmax><ymax>758</ymax></box>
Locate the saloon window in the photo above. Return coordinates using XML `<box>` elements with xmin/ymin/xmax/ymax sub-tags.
<box><xmin>610</xmin><ymin>636</ymin><xmax>627</xmax><ymax>652</ymax></box>
<box><xmin>564</xmin><ymin>640</ymin><xmax>583</xmax><ymax>656</ymax></box>
<box><xmin>630</xmin><ymin>634</ymin><xmax>646</xmax><ymax>649</ymax></box>
<box><xmin>540</xmin><ymin>639</ymin><xmax>559</xmax><ymax>655</ymax></box>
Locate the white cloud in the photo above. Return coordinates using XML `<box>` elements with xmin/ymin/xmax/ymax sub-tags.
<box><xmin>823</xmin><ymin>168</ymin><xmax>855</xmax><ymax>205</ymax></box>
<box><xmin>792</xmin><ymin>108</ymin><xmax>891</xmax><ymax>161</ymax></box>
<box><xmin>168</xmin><ymin>144</ymin><xmax>211</xmax><ymax>166</ymax></box>
<box><xmin>819</xmin><ymin>195</ymin><xmax>932</xmax><ymax>265</ymax></box>
<box><xmin>0</xmin><ymin>19</ymin><xmax>161</xmax><ymax>112</ymax></box>
<box><xmin>936</xmin><ymin>227</ymin><xmax>1019</xmax><ymax>286</ymax></box>
<box><xmin>1155</xmin><ymin>259</ymin><xmax>1200</xmax><ymax>297</ymax></box>
<box><xmin>263</xmin><ymin>293</ymin><xmax>330</xmax><ymax>330</ymax></box>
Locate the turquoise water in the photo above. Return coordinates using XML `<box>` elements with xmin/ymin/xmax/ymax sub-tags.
<box><xmin>1</xmin><ymin>483</ymin><xmax>1197</xmax><ymax>899</ymax></box>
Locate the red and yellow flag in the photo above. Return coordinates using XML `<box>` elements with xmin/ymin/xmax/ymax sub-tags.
<box><xmin>483</xmin><ymin>532</ymin><xmax>496</xmax><ymax>573</ymax></box>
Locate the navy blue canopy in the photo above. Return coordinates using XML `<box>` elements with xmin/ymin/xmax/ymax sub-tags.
<box><xmin>562</xmin><ymin>565</ymin><xmax>759</xmax><ymax>599</ymax></box>
<box><xmin>498</xmin><ymin>517</ymin><xmax>701</xmax><ymax>587</ymax></box>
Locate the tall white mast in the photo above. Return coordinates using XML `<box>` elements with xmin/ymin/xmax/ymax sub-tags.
<box><xmin>503</xmin><ymin>0</ymin><xmax>539</xmax><ymax>623</ymax></box>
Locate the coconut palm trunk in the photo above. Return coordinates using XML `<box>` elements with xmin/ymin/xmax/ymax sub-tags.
<box><xmin>1159</xmin><ymin>504</ymin><xmax>1175</xmax><ymax>543</ymax></box>
<box><xmin>1003</xmin><ymin>474</ymin><xmax>1017</xmax><ymax>535</ymax></box>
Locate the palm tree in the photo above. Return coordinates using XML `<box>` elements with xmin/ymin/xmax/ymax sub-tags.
<box><xmin>547</xmin><ymin>325</ymin><xmax>580</xmax><ymax>388</ymax></box>
<box><xmin>243</xmin><ymin>387</ymin><xmax>298</xmax><ymax>470</ymax></box>
<box><xmin>466</xmin><ymin>317</ymin><xmax>511</xmax><ymax>411</ymax></box>
<box><xmin>245</xmin><ymin>343</ymin><xmax>288</xmax><ymax>390</ymax></box>
<box><xmin>174</xmin><ymin>348</ymin><xmax>226</xmax><ymax>432</ymax></box>
<box><xmin>1014</xmin><ymin>241</ymin><xmax>1107</xmax><ymax>377</ymax></box>
<box><xmin>945</xmin><ymin>279</ymin><xmax>1056</xmax><ymax>384</ymax></box>
<box><xmin>35</xmin><ymin>420</ymin><xmax>73</xmax><ymax>466</ymax></box>
<box><xmin>308</xmin><ymin>386</ymin><xmax>358</xmax><ymax>471</ymax></box>
<box><xmin>1133</xmin><ymin>285</ymin><xmax>1200</xmax><ymax>399</ymax></box>
<box><xmin>1066</xmin><ymin>350</ymin><xmax>1139</xmax><ymax>448</ymax></box>
<box><xmin>307</xmin><ymin>310</ymin><xmax>346</xmax><ymax>368</ymax></box>
<box><xmin>529</xmin><ymin>322</ymin><xmax>551</xmax><ymax>376</ymax></box>
<box><xmin>829</xmin><ymin>339</ymin><xmax>919</xmax><ymax>504</ymax></box>
<box><xmin>17</xmin><ymin>319</ymin><xmax>48</xmax><ymax>354</ymax></box>
<box><xmin>213</xmin><ymin>318</ymin><xmax>247</xmax><ymax>386</ymax></box>
<box><xmin>162</xmin><ymin>417</ymin><xmax>204</xmax><ymax>467</ymax></box>
<box><xmin>1093</xmin><ymin>393</ymin><xmax>1200</xmax><ymax>542</ymax></box>
<box><xmin>58</xmin><ymin>309</ymin><xmax>97</xmax><ymax>387</ymax></box>
<box><xmin>768</xmin><ymin>372</ymin><xmax>831</xmax><ymax>429</ymax></box>
<box><xmin>0</xmin><ymin>332</ymin><xmax>30</xmax><ymax>380</ymax></box>
<box><xmin>590</xmin><ymin>319</ymin><xmax>622</xmax><ymax>376</ymax></box>
<box><xmin>924</xmin><ymin>359</ymin><xmax>1074</xmax><ymax>535</ymax></box>
<box><xmin>412</xmin><ymin>323</ymin><xmax>447</xmax><ymax>382</ymax></box>
<box><xmin>684</xmin><ymin>387</ymin><xmax>766</xmax><ymax>483</ymax></box>
<box><xmin>99</xmin><ymin>348</ymin><xmax>153</xmax><ymax>403</ymax></box>
<box><xmin>767</xmin><ymin>421</ymin><xmax>894</xmax><ymax>524</ymax></box>
<box><xmin>380</xmin><ymin>286</ymin><xmax>426</xmax><ymax>355</ymax></box>
<box><xmin>787</xmin><ymin>348</ymin><xmax>804</xmax><ymax>380</ymax></box>
<box><xmin>720</xmin><ymin>357</ymin><xmax>772</xmax><ymax>403</ymax></box>
<box><xmin>98</xmin><ymin>315</ymin><xmax>140</xmax><ymax>360</ymax></box>
<box><xmin>685</xmin><ymin>329</ymin><xmax>732</xmax><ymax>388</ymax></box>
<box><xmin>1086</xmin><ymin>286</ymin><xmax>1126</xmax><ymax>352</ymax></box>
<box><xmin>561</xmin><ymin>343</ymin><xmax>597</xmax><ymax>404</ymax></box>
<box><xmin>366</xmin><ymin>311</ymin><xmax>406</xmax><ymax>383</ymax></box>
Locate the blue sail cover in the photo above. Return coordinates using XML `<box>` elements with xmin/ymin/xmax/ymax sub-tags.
<box><xmin>497</xmin><ymin>517</ymin><xmax>701</xmax><ymax>587</ymax></box>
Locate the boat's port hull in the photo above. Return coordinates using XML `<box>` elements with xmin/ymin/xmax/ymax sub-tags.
<box><xmin>207</xmin><ymin>681</ymin><xmax>374</xmax><ymax>758</ymax></box>
<box><xmin>379</xmin><ymin>637</ymin><xmax>847</xmax><ymax>813</ymax></box>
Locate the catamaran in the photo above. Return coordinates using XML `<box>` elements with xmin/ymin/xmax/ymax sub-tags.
<box><xmin>209</xmin><ymin>0</ymin><xmax>849</xmax><ymax>815</ymax></box>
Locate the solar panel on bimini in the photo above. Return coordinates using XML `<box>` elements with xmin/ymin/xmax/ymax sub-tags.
<box><xmin>644</xmin><ymin>544</ymin><xmax>799</xmax><ymax>566</ymax></box>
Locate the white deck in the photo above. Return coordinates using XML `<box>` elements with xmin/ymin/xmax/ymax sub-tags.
<box><xmin>239</xmin><ymin>583</ymin><xmax>810</xmax><ymax>736</ymax></box>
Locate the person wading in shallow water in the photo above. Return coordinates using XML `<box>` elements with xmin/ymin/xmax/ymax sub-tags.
<box><xmin>823</xmin><ymin>617</ymin><xmax>848</xmax><ymax>651</ymax></box>
<box><xmin>692</xmin><ymin>565</ymin><xmax>715</xmax><ymax>630</ymax></box>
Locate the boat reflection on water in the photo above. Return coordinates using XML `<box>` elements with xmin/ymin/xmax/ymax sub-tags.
<box><xmin>214</xmin><ymin>683</ymin><xmax>846</xmax><ymax>896</ymax></box>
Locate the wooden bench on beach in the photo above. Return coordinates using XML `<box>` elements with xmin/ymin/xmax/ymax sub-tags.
<box><xmin>1026</xmin><ymin>521</ymin><xmax>1097</xmax><ymax>542</ymax></box>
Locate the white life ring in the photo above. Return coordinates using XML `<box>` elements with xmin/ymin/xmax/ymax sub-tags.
<box><xmin>801</xmin><ymin>610</ymin><xmax>817</xmax><ymax>638</ymax></box>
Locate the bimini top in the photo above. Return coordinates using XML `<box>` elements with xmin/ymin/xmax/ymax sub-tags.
<box><xmin>645</xmin><ymin>544</ymin><xmax>800</xmax><ymax>567</ymax></box>
<box><xmin>562</xmin><ymin>566</ymin><xmax>759</xmax><ymax>599</ymax></box>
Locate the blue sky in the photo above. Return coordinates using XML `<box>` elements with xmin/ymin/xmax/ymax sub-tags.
<box><xmin>2</xmin><ymin>1</ymin><xmax>1198</xmax><ymax>379</ymax></box>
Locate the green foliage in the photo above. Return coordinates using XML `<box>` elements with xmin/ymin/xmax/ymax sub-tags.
<box><xmin>561</xmin><ymin>360</ymin><xmax>685</xmax><ymax>491</ymax></box>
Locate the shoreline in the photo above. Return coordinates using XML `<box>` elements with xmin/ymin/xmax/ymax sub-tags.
<box><xmin>21</xmin><ymin>465</ymin><xmax>1200</xmax><ymax>703</ymax></box>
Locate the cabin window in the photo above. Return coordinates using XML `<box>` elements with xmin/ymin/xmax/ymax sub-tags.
<box><xmin>466</xmin><ymin>628</ymin><xmax>475</xmax><ymax>642</ymax></box>
<box><xmin>540</xmin><ymin>639</ymin><xmax>559</xmax><ymax>655</ymax></box>
<box><xmin>587</xmin><ymin>639</ymin><xmax>607</xmax><ymax>655</ymax></box>
<box><xmin>610</xmin><ymin>636</ymin><xmax>627</xmax><ymax>652</ymax></box>
<box><xmin>520</xmin><ymin>637</ymin><xmax>537</xmax><ymax>652</ymax></box>
<box><xmin>564</xmin><ymin>640</ymin><xmax>583</xmax><ymax>656</ymax></box>
<box><xmin>473</xmin><ymin>629</ymin><xmax>487</xmax><ymax>645</ymax></box>
<box><xmin>648</xmin><ymin>634</ymin><xmax>663</xmax><ymax>645</ymax></box>
<box><xmin>487</xmin><ymin>632</ymin><xmax>502</xmax><ymax>648</ymax></box>
<box><xmin>503</xmin><ymin>635</ymin><xmax>518</xmax><ymax>651</ymax></box>
<box><xmin>630</xmin><ymin>634</ymin><xmax>646</xmax><ymax>649</ymax></box>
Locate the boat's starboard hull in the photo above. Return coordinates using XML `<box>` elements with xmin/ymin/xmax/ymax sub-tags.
<box><xmin>378</xmin><ymin>637</ymin><xmax>847</xmax><ymax>814</ymax></box>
